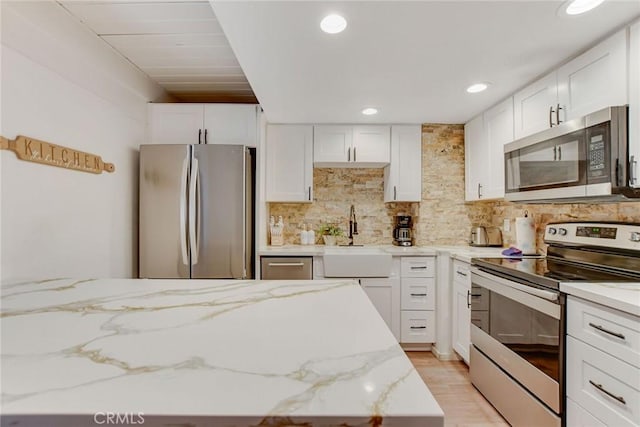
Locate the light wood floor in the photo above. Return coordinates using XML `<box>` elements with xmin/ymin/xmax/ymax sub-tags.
<box><xmin>406</xmin><ymin>351</ymin><xmax>509</xmax><ymax>427</ymax></box>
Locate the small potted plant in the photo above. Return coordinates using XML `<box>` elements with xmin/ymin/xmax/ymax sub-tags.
<box><xmin>318</xmin><ymin>223</ymin><xmax>343</xmax><ymax>246</ymax></box>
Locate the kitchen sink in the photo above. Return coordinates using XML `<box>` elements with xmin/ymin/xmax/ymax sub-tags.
<box><xmin>322</xmin><ymin>246</ymin><xmax>392</xmax><ymax>277</ymax></box>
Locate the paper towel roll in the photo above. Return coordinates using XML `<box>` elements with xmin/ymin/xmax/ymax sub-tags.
<box><xmin>515</xmin><ymin>216</ymin><xmax>536</xmax><ymax>255</ymax></box>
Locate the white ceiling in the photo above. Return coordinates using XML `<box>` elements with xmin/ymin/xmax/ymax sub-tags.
<box><xmin>211</xmin><ymin>1</ymin><xmax>640</xmax><ymax>124</ymax></box>
<box><xmin>59</xmin><ymin>0</ymin><xmax>257</xmax><ymax>103</ymax></box>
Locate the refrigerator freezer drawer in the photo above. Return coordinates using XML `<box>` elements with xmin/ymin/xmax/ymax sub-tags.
<box><xmin>260</xmin><ymin>257</ymin><xmax>312</xmax><ymax>280</ymax></box>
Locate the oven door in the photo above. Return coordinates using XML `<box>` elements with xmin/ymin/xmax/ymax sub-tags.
<box><xmin>470</xmin><ymin>268</ymin><xmax>564</xmax><ymax>414</ymax></box>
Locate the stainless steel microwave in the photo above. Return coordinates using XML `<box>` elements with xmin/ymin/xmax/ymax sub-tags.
<box><xmin>504</xmin><ymin>106</ymin><xmax>640</xmax><ymax>203</ymax></box>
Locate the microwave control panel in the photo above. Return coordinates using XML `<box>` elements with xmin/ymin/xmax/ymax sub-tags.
<box><xmin>588</xmin><ymin>134</ymin><xmax>606</xmax><ymax>178</ymax></box>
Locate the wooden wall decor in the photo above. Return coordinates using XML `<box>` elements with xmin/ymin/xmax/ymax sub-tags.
<box><xmin>0</xmin><ymin>135</ymin><xmax>115</xmax><ymax>174</ymax></box>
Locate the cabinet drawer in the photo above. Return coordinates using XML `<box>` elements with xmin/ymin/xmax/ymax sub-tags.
<box><xmin>401</xmin><ymin>310</ymin><xmax>435</xmax><ymax>343</ymax></box>
<box><xmin>261</xmin><ymin>257</ymin><xmax>312</xmax><ymax>280</ymax></box>
<box><xmin>567</xmin><ymin>297</ymin><xmax>640</xmax><ymax>368</ymax></box>
<box><xmin>401</xmin><ymin>257</ymin><xmax>435</xmax><ymax>277</ymax></box>
<box><xmin>567</xmin><ymin>397</ymin><xmax>606</xmax><ymax>427</ymax></box>
<box><xmin>453</xmin><ymin>260</ymin><xmax>471</xmax><ymax>286</ymax></box>
<box><xmin>401</xmin><ymin>278</ymin><xmax>435</xmax><ymax>310</ymax></box>
<box><xmin>567</xmin><ymin>336</ymin><xmax>640</xmax><ymax>427</ymax></box>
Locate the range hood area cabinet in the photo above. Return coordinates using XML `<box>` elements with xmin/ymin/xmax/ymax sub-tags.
<box><xmin>265</xmin><ymin>125</ymin><xmax>313</xmax><ymax>202</ymax></box>
<box><xmin>513</xmin><ymin>29</ymin><xmax>627</xmax><ymax>140</ymax></box>
<box><xmin>313</xmin><ymin>125</ymin><xmax>391</xmax><ymax>167</ymax></box>
<box><xmin>384</xmin><ymin>125</ymin><xmax>422</xmax><ymax>202</ymax></box>
<box><xmin>465</xmin><ymin>97</ymin><xmax>514</xmax><ymax>201</ymax></box>
<box><xmin>147</xmin><ymin>103</ymin><xmax>259</xmax><ymax>147</ymax></box>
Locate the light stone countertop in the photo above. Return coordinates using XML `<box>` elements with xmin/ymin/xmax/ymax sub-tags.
<box><xmin>1</xmin><ymin>278</ymin><xmax>444</xmax><ymax>427</ymax></box>
<box><xmin>258</xmin><ymin>244</ymin><xmax>508</xmax><ymax>260</ymax></box>
<box><xmin>560</xmin><ymin>282</ymin><xmax>640</xmax><ymax>316</ymax></box>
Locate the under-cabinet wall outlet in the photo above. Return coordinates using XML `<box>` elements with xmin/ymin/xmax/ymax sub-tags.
<box><xmin>503</xmin><ymin>218</ymin><xmax>511</xmax><ymax>232</ymax></box>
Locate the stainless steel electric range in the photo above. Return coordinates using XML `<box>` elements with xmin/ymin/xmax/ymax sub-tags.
<box><xmin>469</xmin><ymin>222</ymin><xmax>640</xmax><ymax>427</ymax></box>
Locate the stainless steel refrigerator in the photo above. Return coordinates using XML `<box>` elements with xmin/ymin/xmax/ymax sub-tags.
<box><xmin>139</xmin><ymin>144</ymin><xmax>255</xmax><ymax>279</ymax></box>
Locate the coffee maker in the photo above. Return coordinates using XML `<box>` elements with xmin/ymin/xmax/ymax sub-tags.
<box><xmin>393</xmin><ymin>215</ymin><xmax>413</xmax><ymax>246</ymax></box>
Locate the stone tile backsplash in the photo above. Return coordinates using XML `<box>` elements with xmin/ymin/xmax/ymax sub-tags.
<box><xmin>268</xmin><ymin>124</ymin><xmax>640</xmax><ymax>247</ymax></box>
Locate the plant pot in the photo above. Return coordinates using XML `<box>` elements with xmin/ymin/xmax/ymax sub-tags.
<box><xmin>323</xmin><ymin>235</ymin><xmax>337</xmax><ymax>246</ymax></box>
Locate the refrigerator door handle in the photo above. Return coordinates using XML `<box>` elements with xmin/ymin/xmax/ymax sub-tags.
<box><xmin>189</xmin><ymin>157</ymin><xmax>200</xmax><ymax>265</ymax></box>
<box><xmin>179</xmin><ymin>155</ymin><xmax>189</xmax><ymax>266</ymax></box>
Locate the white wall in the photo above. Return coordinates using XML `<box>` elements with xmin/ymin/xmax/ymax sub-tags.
<box><xmin>0</xmin><ymin>1</ymin><xmax>167</xmax><ymax>282</ymax></box>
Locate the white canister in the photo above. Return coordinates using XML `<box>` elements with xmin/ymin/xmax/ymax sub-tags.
<box><xmin>300</xmin><ymin>225</ymin><xmax>309</xmax><ymax>245</ymax></box>
<box><xmin>307</xmin><ymin>228</ymin><xmax>315</xmax><ymax>245</ymax></box>
<box><xmin>515</xmin><ymin>212</ymin><xmax>536</xmax><ymax>255</ymax></box>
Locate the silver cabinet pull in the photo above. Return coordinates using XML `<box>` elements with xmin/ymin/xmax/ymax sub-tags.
<box><xmin>467</xmin><ymin>290</ymin><xmax>471</xmax><ymax>308</ymax></box>
<box><xmin>553</xmin><ymin>146</ymin><xmax>557</xmax><ymax>161</ymax></box>
<box><xmin>588</xmin><ymin>322</ymin><xmax>625</xmax><ymax>340</ymax></box>
<box><xmin>589</xmin><ymin>380</ymin><xmax>626</xmax><ymax>405</ymax></box>
<box><xmin>478</xmin><ymin>183</ymin><xmax>482</xmax><ymax>198</ymax></box>
<box><xmin>308</xmin><ymin>186</ymin><xmax>311</xmax><ymax>201</ymax></box>
<box><xmin>354</xmin><ymin>147</ymin><xmax>357</xmax><ymax>162</ymax></box>
<box><xmin>410</xmin><ymin>266</ymin><xmax>427</xmax><ymax>270</ymax></box>
<box><xmin>456</xmin><ymin>270</ymin><xmax>468</xmax><ymax>277</ymax></box>
<box><xmin>410</xmin><ymin>326</ymin><xmax>426</xmax><ymax>329</ymax></box>
<box><xmin>198</xmin><ymin>129</ymin><xmax>202</xmax><ymax>144</ymax></box>
<box><xmin>204</xmin><ymin>128</ymin><xmax>208</xmax><ymax>144</ymax></box>
<box><xmin>549</xmin><ymin>105</ymin><xmax>555</xmax><ymax>127</ymax></box>
<box><xmin>630</xmin><ymin>155</ymin><xmax>637</xmax><ymax>185</ymax></box>
<box><xmin>268</xmin><ymin>263</ymin><xmax>305</xmax><ymax>267</ymax></box>
<box><xmin>410</xmin><ymin>293</ymin><xmax>427</xmax><ymax>297</ymax></box>
<box><xmin>347</xmin><ymin>147</ymin><xmax>351</xmax><ymax>162</ymax></box>
<box><xmin>556</xmin><ymin>104</ymin><xmax>563</xmax><ymax>125</ymax></box>
<box><xmin>394</xmin><ymin>185</ymin><xmax>397</xmax><ymax>200</ymax></box>
<box><xmin>558</xmin><ymin>145</ymin><xmax>562</xmax><ymax>161</ymax></box>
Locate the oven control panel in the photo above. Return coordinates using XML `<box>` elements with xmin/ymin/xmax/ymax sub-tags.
<box><xmin>545</xmin><ymin>222</ymin><xmax>640</xmax><ymax>251</ymax></box>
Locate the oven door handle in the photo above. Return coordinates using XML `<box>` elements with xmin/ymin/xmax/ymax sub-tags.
<box><xmin>472</xmin><ymin>268</ymin><xmax>559</xmax><ymax>302</ymax></box>
<box><xmin>471</xmin><ymin>268</ymin><xmax>561</xmax><ymax>320</ymax></box>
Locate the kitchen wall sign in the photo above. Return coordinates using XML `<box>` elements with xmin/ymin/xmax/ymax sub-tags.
<box><xmin>0</xmin><ymin>135</ymin><xmax>115</xmax><ymax>174</ymax></box>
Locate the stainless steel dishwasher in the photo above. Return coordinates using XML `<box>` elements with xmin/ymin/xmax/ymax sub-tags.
<box><xmin>260</xmin><ymin>257</ymin><xmax>313</xmax><ymax>280</ymax></box>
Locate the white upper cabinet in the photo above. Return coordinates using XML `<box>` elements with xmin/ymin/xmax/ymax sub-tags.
<box><xmin>313</xmin><ymin>125</ymin><xmax>390</xmax><ymax>167</ymax></box>
<box><xmin>630</xmin><ymin>20</ymin><xmax>640</xmax><ymax>188</ymax></box>
<box><xmin>203</xmin><ymin>104</ymin><xmax>258</xmax><ymax>146</ymax></box>
<box><xmin>384</xmin><ymin>125</ymin><xmax>422</xmax><ymax>202</ymax></box>
<box><xmin>148</xmin><ymin>103</ymin><xmax>258</xmax><ymax>146</ymax></box>
<box><xmin>513</xmin><ymin>72</ymin><xmax>558</xmax><ymax>139</ymax></box>
<box><xmin>265</xmin><ymin>125</ymin><xmax>313</xmax><ymax>202</ymax></box>
<box><xmin>514</xmin><ymin>29</ymin><xmax>628</xmax><ymax>140</ymax></box>
<box><xmin>557</xmin><ymin>30</ymin><xmax>628</xmax><ymax>122</ymax></box>
<box><xmin>465</xmin><ymin>97</ymin><xmax>512</xmax><ymax>201</ymax></box>
<box><xmin>147</xmin><ymin>103</ymin><xmax>205</xmax><ymax>145</ymax></box>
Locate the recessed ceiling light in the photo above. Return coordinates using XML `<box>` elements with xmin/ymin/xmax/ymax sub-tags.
<box><xmin>565</xmin><ymin>0</ymin><xmax>605</xmax><ymax>15</ymax></box>
<box><xmin>466</xmin><ymin>83</ymin><xmax>489</xmax><ymax>93</ymax></box>
<box><xmin>362</xmin><ymin>107</ymin><xmax>378</xmax><ymax>115</ymax></box>
<box><xmin>320</xmin><ymin>14</ymin><xmax>347</xmax><ymax>34</ymax></box>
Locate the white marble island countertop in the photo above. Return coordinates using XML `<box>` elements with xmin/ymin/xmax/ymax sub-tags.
<box><xmin>1</xmin><ymin>279</ymin><xmax>444</xmax><ymax>427</ymax></box>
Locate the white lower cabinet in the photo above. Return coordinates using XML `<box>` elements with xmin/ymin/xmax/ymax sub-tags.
<box><xmin>566</xmin><ymin>296</ymin><xmax>640</xmax><ymax>427</ymax></box>
<box><xmin>401</xmin><ymin>310</ymin><xmax>435</xmax><ymax>343</ymax></box>
<box><xmin>451</xmin><ymin>260</ymin><xmax>471</xmax><ymax>364</ymax></box>
<box><xmin>360</xmin><ymin>277</ymin><xmax>401</xmax><ymax>341</ymax></box>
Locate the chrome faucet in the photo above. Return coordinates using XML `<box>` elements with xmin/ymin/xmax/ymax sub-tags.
<box><xmin>348</xmin><ymin>204</ymin><xmax>358</xmax><ymax>245</ymax></box>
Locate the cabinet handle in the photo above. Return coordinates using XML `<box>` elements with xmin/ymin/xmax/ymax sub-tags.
<box><xmin>478</xmin><ymin>183</ymin><xmax>482</xmax><ymax>198</ymax></box>
<box><xmin>354</xmin><ymin>147</ymin><xmax>357</xmax><ymax>162</ymax></box>
<box><xmin>410</xmin><ymin>266</ymin><xmax>427</xmax><ymax>270</ymax></box>
<box><xmin>553</xmin><ymin>146</ymin><xmax>557</xmax><ymax>161</ymax></box>
<box><xmin>394</xmin><ymin>185</ymin><xmax>397</xmax><ymax>200</ymax></box>
<box><xmin>630</xmin><ymin>155</ymin><xmax>637</xmax><ymax>185</ymax></box>
<box><xmin>410</xmin><ymin>326</ymin><xmax>427</xmax><ymax>329</ymax></box>
<box><xmin>556</xmin><ymin>104</ymin><xmax>563</xmax><ymax>125</ymax></box>
<box><xmin>204</xmin><ymin>129</ymin><xmax>208</xmax><ymax>144</ymax></box>
<box><xmin>589</xmin><ymin>380</ymin><xmax>626</xmax><ymax>405</ymax></box>
<box><xmin>348</xmin><ymin>147</ymin><xmax>351</xmax><ymax>162</ymax></box>
<box><xmin>467</xmin><ymin>290</ymin><xmax>471</xmax><ymax>308</ymax></box>
<box><xmin>308</xmin><ymin>186</ymin><xmax>312</xmax><ymax>201</ymax></box>
<box><xmin>198</xmin><ymin>129</ymin><xmax>202</xmax><ymax>144</ymax></box>
<box><xmin>456</xmin><ymin>271</ymin><xmax>468</xmax><ymax>277</ymax></box>
<box><xmin>267</xmin><ymin>263</ymin><xmax>305</xmax><ymax>267</ymax></box>
<box><xmin>549</xmin><ymin>106</ymin><xmax>555</xmax><ymax>128</ymax></box>
<box><xmin>588</xmin><ymin>322</ymin><xmax>625</xmax><ymax>340</ymax></box>
<box><xmin>558</xmin><ymin>145</ymin><xmax>562</xmax><ymax>161</ymax></box>
<box><xmin>410</xmin><ymin>293</ymin><xmax>427</xmax><ymax>297</ymax></box>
